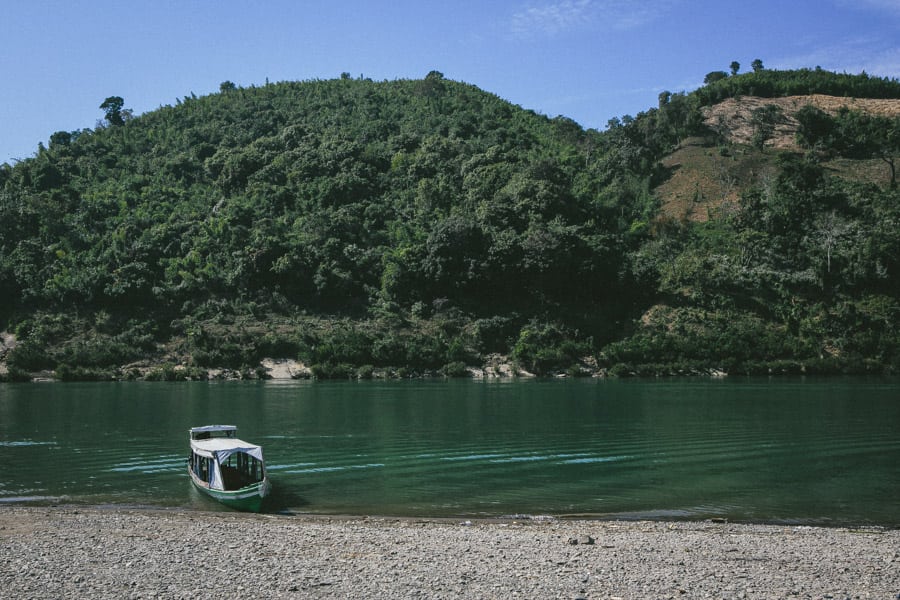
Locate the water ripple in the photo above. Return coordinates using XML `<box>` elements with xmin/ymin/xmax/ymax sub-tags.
<box><xmin>558</xmin><ymin>455</ymin><xmax>633</xmax><ymax>464</ymax></box>
<box><xmin>285</xmin><ymin>463</ymin><xmax>385</xmax><ymax>474</ymax></box>
<box><xmin>0</xmin><ymin>440</ymin><xmax>57</xmax><ymax>447</ymax></box>
<box><xmin>267</xmin><ymin>462</ymin><xmax>317</xmax><ymax>471</ymax></box>
<box><xmin>441</xmin><ymin>453</ymin><xmax>507</xmax><ymax>462</ymax></box>
<box><xmin>109</xmin><ymin>455</ymin><xmax>185</xmax><ymax>473</ymax></box>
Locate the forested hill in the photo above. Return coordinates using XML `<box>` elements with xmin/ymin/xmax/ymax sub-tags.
<box><xmin>1</xmin><ymin>67</ymin><xmax>900</xmax><ymax>381</ymax></box>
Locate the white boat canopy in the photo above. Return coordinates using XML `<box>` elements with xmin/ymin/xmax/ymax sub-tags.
<box><xmin>188</xmin><ymin>425</ymin><xmax>267</xmax><ymax>494</ymax></box>
<box><xmin>191</xmin><ymin>437</ymin><xmax>265</xmax><ymax>463</ymax></box>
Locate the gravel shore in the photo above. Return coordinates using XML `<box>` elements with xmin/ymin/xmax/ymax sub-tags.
<box><xmin>1</xmin><ymin>507</ymin><xmax>897</xmax><ymax>599</ymax></box>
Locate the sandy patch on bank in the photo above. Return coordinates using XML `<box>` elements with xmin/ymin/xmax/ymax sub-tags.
<box><xmin>260</xmin><ymin>357</ymin><xmax>312</xmax><ymax>379</ymax></box>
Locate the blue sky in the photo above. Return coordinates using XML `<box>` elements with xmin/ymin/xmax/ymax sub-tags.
<box><xmin>2</xmin><ymin>0</ymin><xmax>900</xmax><ymax>165</ymax></box>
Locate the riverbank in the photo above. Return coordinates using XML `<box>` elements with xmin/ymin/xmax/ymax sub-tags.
<box><xmin>1</xmin><ymin>507</ymin><xmax>897</xmax><ymax>598</ymax></box>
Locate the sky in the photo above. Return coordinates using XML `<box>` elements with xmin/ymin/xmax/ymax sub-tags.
<box><xmin>2</xmin><ymin>0</ymin><xmax>900</xmax><ymax>165</ymax></box>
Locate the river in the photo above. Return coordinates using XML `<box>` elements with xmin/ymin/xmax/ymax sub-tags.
<box><xmin>1</xmin><ymin>378</ymin><xmax>898</xmax><ymax>526</ymax></box>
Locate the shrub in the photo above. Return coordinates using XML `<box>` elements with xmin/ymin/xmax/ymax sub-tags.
<box><xmin>0</xmin><ymin>366</ymin><xmax>33</xmax><ymax>382</ymax></box>
<box><xmin>143</xmin><ymin>363</ymin><xmax>207</xmax><ymax>381</ymax></box>
<box><xmin>512</xmin><ymin>322</ymin><xmax>591</xmax><ymax>375</ymax></box>
<box><xmin>441</xmin><ymin>361</ymin><xmax>469</xmax><ymax>377</ymax></box>
<box><xmin>310</xmin><ymin>362</ymin><xmax>355</xmax><ymax>379</ymax></box>
<box><xmin>403</xmin><ymin>333</ymin><xmax>447</xmax><ymax>370</ymax></box>
<box><xmin>55</xmin><ymin>364</ymin><xmax>117</xmax><ymax>381</ymax></box>
<box><xmin>607</xmin><ymin>363</ymin><xmax>633</xmax><ymax>378</ymax></box>
<box><xmin>144</xmin><ymin>363</ymin><xmax>182</xmax><ymax>381</ymax></box>
<box><xmin>310</xmin><ymin>327</ymin><xmax>374</xmax><ymax>366</ymax></box>
<box><xmin>58</xmin><ymin>339</ymin><xmax>143</xmax><ymax>369</ymax></box>
<box><xmin>474</xmin><ymin>315</ymin><xmax>519</xmax><ymax>353</ymax></box>
<box><xmin>6</xmin><ymin>341</ymin><xmax>54</xmax><ymax>371</ymax></box>
<box><xmin>566</xmin><ymin>364</ymin><xmax>590</xmax><ymax>378</ymax></box>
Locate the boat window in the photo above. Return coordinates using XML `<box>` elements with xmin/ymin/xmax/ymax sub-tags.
<box><xmin>219</xmin><ymin>451</ymin><xmax>264</xmax><ymax>491</ymax></box>
<box><xmin>191</xmin><ymin>428</ymin><xmax>237</xmax><ymax>440</ymax></box>
<box><xmin>191</xmin><ymin>455</ymin><xmax>210</xmax><ymax>485</ymax></box>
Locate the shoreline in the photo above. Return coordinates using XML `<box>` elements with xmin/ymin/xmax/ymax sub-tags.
<box><xmin>2</xmin><ymin>506</ymin><xmax>897</xmax><ymax>598</ymax></box>
<box><xmin>5</xmin><ymin>500</ymin><xmax>898</xmax><ymax>531</ymax></box>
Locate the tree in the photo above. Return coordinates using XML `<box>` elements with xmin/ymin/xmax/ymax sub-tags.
<box><xmin>420</xmin><ymin>70</ymin><xmax>446</xmax><ymax>99</ymax></box>
<box><xmin>658</xmin><ymin>91</ymin><xmax>671</xmax><ymax>108</ymax></box>
<box><xmin>795</xmin><ymin>105</ymin><xmax>836</xmax><ymax>151</ymax></box>
<box><xmin>99</xmin><ymin>96</ymin><xmax>127</xmax><ymax>127</ymax></box>
<box><xmin>798</xmin><ymin>106</ymin><xmax>900</xmax><ymax>188</ymax></box>
<box><xmin>421</xmin><ymin>216</ymin><xmax>489</xmax><ymax>296</ymax></box>
<box><xmin>751</xmin><ymin>59</ymin><xmax>764</xmax><ymax>73</ymax></box>
<box><xmin>750</xmin><ymin>104</ymin><xmax>783</xmax><ymax>149</ymax></box>
<box><xmin>833</xmin><ymin>110</ymin><xmax>900</xmax><ymax>189</ymax></box>
<box><xmin>48</xmin><ymin>131</ymin><xmax>73</xmax><ymax>149</ymax></box>
<box><xmin>730</xmin><ymin>61</ymin><xmax>740</xmax><ymax>76</ymax></box>
<box><xmin>704</xmin><ymin>71</ymin><xmax>728</xmax><ymax>85</ymax></box>
<box><xmin>812</xmin><ymin>211</ymin><xmax>852</xmax><ymax>275</ymax></box>
<box><xmin>219</xmin><ymin>81</ymin><xmax>237</xmax><ymax>93</ymax></box>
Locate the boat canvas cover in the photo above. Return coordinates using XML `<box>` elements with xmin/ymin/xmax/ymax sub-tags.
<box><xmin>191</xmin><ymin>438</ymin><xmax>264</xmax><ymax>463</ymax></box>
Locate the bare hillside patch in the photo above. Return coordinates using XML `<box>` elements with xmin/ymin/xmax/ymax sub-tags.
<box><xmin>655</xmin><ymin>95</ymin><xmax>900</xmax><ymax>220</ymax></box>
<box><xmin>656</xmin><ymin>139</ymin><xmax>776</xmax><ymax>222</ymax></box>
<box><xmin>703</xmin><ymin>94</ymin><xmax>900</xmax><ymax>150</ymax></box>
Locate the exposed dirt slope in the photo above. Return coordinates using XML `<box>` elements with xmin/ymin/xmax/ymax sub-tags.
<box><xmin>656</xmin><ymin>95</ymin><xmax>900</xmax><ymax>221</ymax></box>
<box><xmin>702</xmin><ymin>94</ymin><xmax>900</xmax><ymax>150</ymax></box>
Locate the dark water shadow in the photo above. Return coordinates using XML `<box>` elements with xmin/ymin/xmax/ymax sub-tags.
<box><xmin>263</xmin><ymin>485</ymin><xmax>310</xmax><ymax>515</ymax></box>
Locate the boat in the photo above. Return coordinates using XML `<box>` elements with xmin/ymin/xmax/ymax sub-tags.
<box><xmin>188</xmin><ymin>425</ymin><xmax>271</xmax><ymax>512</ymax></box>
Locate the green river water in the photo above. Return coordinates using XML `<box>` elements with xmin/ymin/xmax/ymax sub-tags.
<box><xmin>1</xmin><ymin>378</ymin><xmax>898</xmax><ymax>526</ymax></box>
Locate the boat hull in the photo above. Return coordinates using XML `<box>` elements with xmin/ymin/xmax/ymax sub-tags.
<box><xmin>190</xmin><ymin>470</ymin><xmax>271</xmax><ymax>513</ymax></box>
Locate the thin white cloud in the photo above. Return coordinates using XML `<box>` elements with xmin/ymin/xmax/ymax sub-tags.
<box><xmin>860</xmin><ymin>47</ymin><xmax>900</xmax><ymax>75</ymax></box>
<box><xmin>509</xmin><ymin>0</ymin><xmax>674</xmax><ymax>38</ymax></box>
<box><xmin>835</xmin><ymin>0</ymin><xmax>900</xmax><ymax>17</ymax></box>
<box><xmin>511</xmin><ymin>0</ymin><xmax>593</xmax><ymax>37</ymax></box>
<box><xmin>774</xmin><ymin>38</ymin><xmax>900</xmax><ymax>78</ymax></box>
<box><xmin>783</xmin><ymin>3</ymin><xmax>900</xmax><ymax>76</ymax></box>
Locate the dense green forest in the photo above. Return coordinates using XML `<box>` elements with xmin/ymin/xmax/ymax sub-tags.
<box><xmin>1</xmin><ymin>67</ymin><xmax>900</xmax><ymax>380</ymax></box>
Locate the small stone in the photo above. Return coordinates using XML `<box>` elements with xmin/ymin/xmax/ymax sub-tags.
<box><xmin>567</xmin><ymin>534</ymin><xmax>595</xmax><ymax>545</ymax></box>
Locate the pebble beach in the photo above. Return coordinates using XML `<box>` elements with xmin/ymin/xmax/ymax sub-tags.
<box><xmin>1</xmin><ymin>507</ymin><xmax>898</xmax><ymax>599</ymax></box>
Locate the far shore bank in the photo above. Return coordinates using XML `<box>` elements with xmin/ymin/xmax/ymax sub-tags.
<box><xmin>5</xmin><ymin>329</ymin><xmax>896</xmax><ymax>384</ymax></box>
<box><xmin>2</xmin><ymin>506</ymin><xmax>898</xmax><ymax>598</ymax></box>
<box><xmin>5</xmin><ymin>353</ymin><xmax>893</xmax><ymax>383</ymax></box>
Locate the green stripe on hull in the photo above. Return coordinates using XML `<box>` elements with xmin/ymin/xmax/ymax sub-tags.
<box><xmin>207</xmin><ymin>487</ymin><xmax>266</xmax><ymax>512</ymax></box>
<box><xmin>190</xmin><ymin>473</ymin><xmax>271</xmax><ymax>512</ymax></box>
